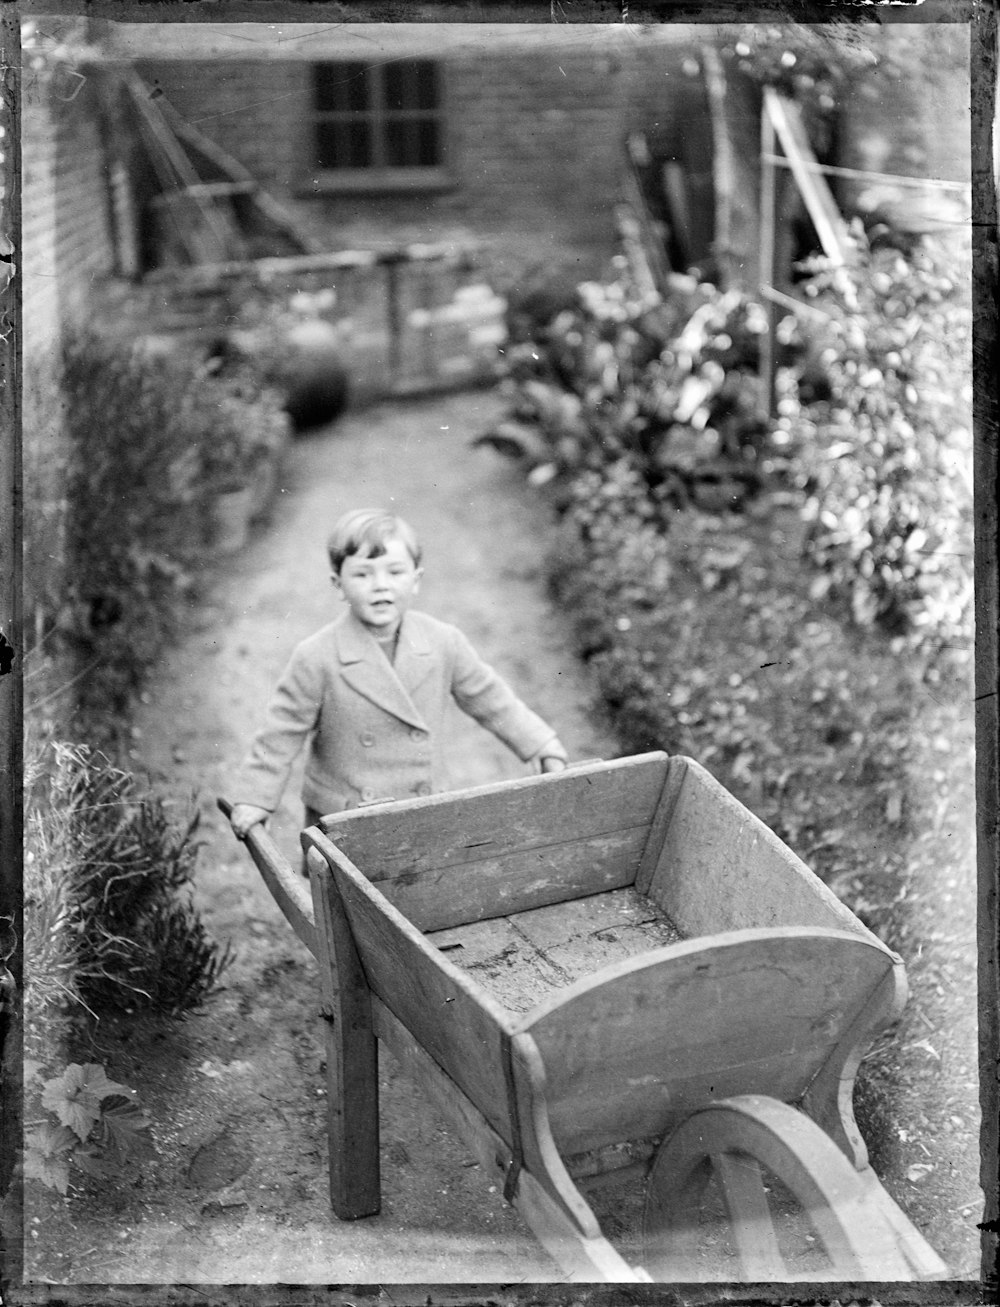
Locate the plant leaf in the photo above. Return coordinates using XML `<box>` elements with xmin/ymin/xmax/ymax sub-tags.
<box><xmin>101</xmin><ymin>1099</ymin><xmax>156</xmax><ymax>1162</ymax></box>
<box><xmin>24</xmin><ymin>1147</ymin><xmax>71</xmax><ymax>1194</ymax></box>
<box><xmin>27</xmin><ymin>1120</ymin><xmax>77</xmax><ymax>1159</ymax></box>
<box><xmin>41</xmin><ymin>1063</ymin><xmax>134</xmax><ymax>1142</ymax></box>
<box><xmin>72</xmin><ymin>1147</ymin><xmax>116</xmax><ymax>1179</ymax></box>
<box><xmin>75</xmin><ymin>1063</ymin><xmax>135</xmax><ymax>1103</ymax></box>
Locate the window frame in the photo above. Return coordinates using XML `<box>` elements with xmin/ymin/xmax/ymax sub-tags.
<box><xmin>300</xmin><ymin>58</ymin><xmax>451</xmax><ymax>195</ymax></box>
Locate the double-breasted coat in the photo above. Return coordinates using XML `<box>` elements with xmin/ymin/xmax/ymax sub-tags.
<box><xmin>234</xmin><ymin>608</ymin><xmax>563</xmax><ymax>817</ymax></box>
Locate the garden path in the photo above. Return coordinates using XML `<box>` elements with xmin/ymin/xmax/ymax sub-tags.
<box><xmin>102</xmin><ymin>389</ymin><xmax>617</xmax><ymax>1284</ymax></box>
<box><xmin>28</xmin><ymin>392</ymin><xmax>982</xmax><ymax>1288</ymax></box>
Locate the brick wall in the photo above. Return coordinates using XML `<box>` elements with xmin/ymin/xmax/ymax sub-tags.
<box><xmin>21</xmin><ymin>67</ymin><xmax>116</xmax><ymax>643</ymax></box>
<box><xmin>136</xmin><ymin>38</ymin><xmax>708</xmax><ymax>290</ymax></box>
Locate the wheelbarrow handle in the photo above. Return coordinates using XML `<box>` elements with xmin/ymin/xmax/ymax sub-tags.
<box><xmin>216</xmin><ymin>797</ymin><xmax>318</xmax><ymax>953</ymax></box>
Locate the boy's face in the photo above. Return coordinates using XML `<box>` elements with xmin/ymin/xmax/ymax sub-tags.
<box><xmin>334</xmin><ymin>536</ymin><xmax>422</xmax><ymax>634</ymax></box>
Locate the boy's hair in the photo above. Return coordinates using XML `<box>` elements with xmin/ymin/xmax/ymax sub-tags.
<box><xmin>327</xmin><ymin>508</ymin><xmax>423</xmax><ymax>572</ymax></box>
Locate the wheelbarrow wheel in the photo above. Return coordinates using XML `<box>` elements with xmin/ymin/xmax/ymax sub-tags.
<box><xmin>640</xmin><ymin>1095</ymin><xmax>914</xmax><ymax>1282</ymax></box>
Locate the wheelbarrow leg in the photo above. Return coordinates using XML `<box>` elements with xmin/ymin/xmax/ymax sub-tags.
<box><xmin>309</xmin><ymin>850</ymin><xmax>381</xmax><ymax>1218</ymax></box>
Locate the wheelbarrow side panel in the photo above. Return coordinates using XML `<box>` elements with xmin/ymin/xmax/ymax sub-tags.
<box><xmin>369</xmin><ymin>1000</ymin><xmax>646</xmax><ymax>1281</ymax></box>
<box><xmin>317</xmin><ymin>753</ymin><xmax>670</xmax><ymax>932</ymax></box>
<box><xmin>516</xmin><ymin>927</ymin><xmax>904</xmax><ymax>1163</ymax></box>
<box><xmin>643</xmin><ymin>757</ymin><xmax>884</xmax><ymax>944</ymax></box>
<box><xmin>303</xmin><ymin>827</ymin><xmax>517</xmax><ymax>1139</ymax></box>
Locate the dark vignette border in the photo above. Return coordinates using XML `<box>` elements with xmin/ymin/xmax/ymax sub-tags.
<box><xmin>1</xmin><ymin>1</ymin><xmax>995</xmax><ymax>1304</ymax></box>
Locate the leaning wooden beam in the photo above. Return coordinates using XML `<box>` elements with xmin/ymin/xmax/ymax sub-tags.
<box><xmin>701</xmin><ymin>44</ymin><xmax>737</xmax><ymax>288</ymax></box>
<box><xmin>151</xmin><ymin>86</ymin><xmax>326</xmax><ymax>257</ymax></box>
<box><xmin>119</xmin><ymin>67</ymin><xmax>236</xmax><ymax>263</ymax></box>
<box><xmin>763</xmin><ymin>86</ymin><xmax>853</xmax><ymax>266</ymax></box>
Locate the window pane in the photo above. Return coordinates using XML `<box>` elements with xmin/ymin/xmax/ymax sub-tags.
<box><xmin>315</xmin><ymin>120</ymin><xmax>373</xmax><ymax>169</ymax></box>
<box><xmin>414</xmin><ymin>61</ymin><xmax>440</xmax><ymax>110</ymax></box>
<box><xmin>384</xmin><ymin>60</ymin><xmax>438</xmax><ymax>111</ymax></box>
<box><xmin>416</xmin><ymin>118</ymin><xmax>440</xmax><ymax>166</ymax></box>
<box><xmin>384</xmin><ymin>117</ymin><xmax>441</xmax><ymax>168</ymax></box>
<box><xmin>314</xmin><ymin>62</ymin><xmax>369</xmax><ymax>113</ymax></box>
<box><xmin>384</xmin><ymin>119</ymin><xmax>410</xmax><ymax>168</ymax></box>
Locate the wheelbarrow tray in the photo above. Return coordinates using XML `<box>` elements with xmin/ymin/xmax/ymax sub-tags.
<box><xmin>223</xmin><ymin>751</ymin><xmax>946</xmax><ymax>1282</ymax></box>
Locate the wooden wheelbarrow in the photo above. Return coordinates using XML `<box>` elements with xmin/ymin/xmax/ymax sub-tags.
<box><xmin>220</xmin><ymin>752</ymin><xmax>947</xmax><ymax>1282</ymax></box>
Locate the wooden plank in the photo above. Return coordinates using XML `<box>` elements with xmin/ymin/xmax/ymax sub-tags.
<box><xmin>427</xmin><ymin>889</ymin><xmax>681</xmax><ymax>1016</ymax></box>
<box><xmin>374</xmin><ymin>1001</ymin><xmax>648</xmax><ymax>1282</ymax></box>
<box><xmin>635</xmin><ymin>757</ymin><xmax>687</xmax><ymax>895</ymax></box>
<box><xmin>854</xmin><ymin>1167</ymin><xmax>949</xmax><ymax>1279</ymax></box>
<box><xmin>217</xmin><ymin>799</ymin><xmax>318</xmax><ymax>956</ymax></box>
<box><xmin>764</xmin><ymin>87</ymin><xmax>853</xmax><ymax>266</ymax></box>
<box><xmin>320</xmin><ymin>754</ymin><xmax>667</xmax><ymax>871</ymax></box>
<box><xmin>800</xmin><ymin>964</ymin><xmax>907</xmax><ymax>1169</ymax></box>
<box><xmin>143</xmin><ymin>242</ymin><xmax>479</xmax><ymax>287</ymax></box>
<box><xmin>309</xmin><ymin>854</ymin><xmax>381</xmax><ymax>1219</ymax></box>
<box><xmin>499</xmin><ymin>887</ymin><xmax>675</xmax><ymax>953</ymax></box>
<box><xmin>505</xmin><ymin>1030</ymin><xmax>649</xmax><ymax>1281</ymax></box>
<box><xmin>303</xmin><ymin>828</ymin><xmax>516</xmax><ymax>1139</ymax></box>
<box><xmin>759</xmin><ymin>103</ymin><xmax>778</xmax><ymax>419</ymax></box>
<box><xmin>373</xmin><ymin>1000</ymin><xmax>608</xmax><ymax>1260</ymax></box>
<box><xmin>372</xmin><ymin>998</ymin><xmax>514</xmax><ymax>1182</ymax></box>
<box><xmin>319</xmin><ymin>754</ymin><xmax>668</xmax><ymax>929</ymax></box>
<box><xmin>361</xmin><ymin>827</ymin><xmax>649</xmax><ymax>933</ymax></box>
<box><xmin>643</xmin><ymin>757</ymin><xmax>882</xmax><ymax>944</ymax></box>
<box><xmin>518</xmin><ymin>928</ymin><xmax>896</xmax><ymax>1158</ymax></box>
<box><xmin>156</xmin><ymin>94</ymin><xmax>325</xmax><ymax>256</ymax></box>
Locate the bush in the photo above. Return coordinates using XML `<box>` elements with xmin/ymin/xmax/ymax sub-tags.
<box><xmin>790</xmin><ymin>234</ymin><xmax>973</xmax><ymax>652</ymax></box>
<box><xmin>24</xmin><ymin>742</ymin><xmax>231</xmax><ymax>1022</ymax></box>
<box><xmin>483</xmin><ymin>260</ymin><xmax>777</xmax><ymax>516</ymax></box>
<box><xmin>56</xmin><ymin>331</ymin><xmax>288</xmax><ymax>736</ymax></box>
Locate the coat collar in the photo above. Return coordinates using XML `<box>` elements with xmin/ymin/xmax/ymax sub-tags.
<box><xmin>336</xmin><ymin>611</ymin><xmax>431</xmax><ymax>730</ymax></box>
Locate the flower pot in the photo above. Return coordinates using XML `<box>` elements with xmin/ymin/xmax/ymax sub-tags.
<box><xmin>209</xmin><ymin>486</ymin><xmax>256</xmax><ymax>554</ymax></box>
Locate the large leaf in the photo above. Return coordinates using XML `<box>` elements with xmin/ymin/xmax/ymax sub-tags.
<box><xmin>41</xmin><ymin>1063</ymin><xmax>134</xmax><ymax>1142</ymax></box>
<box><xmin>25</xmin><ymin>1122</ymin><xmax>76</xmax><ymax>1194</ymax></box>
<box><xmin>27</xmin><ymin>1120</ymin><xmax>77</xmax><ymax>1159</ymax></box>
<box><xmin>24</xmin><ymin>1149</ymin><xmax>71</xmax><ymax>1195</ymax></box>
<box><xmin>99</xmin><ymin>1099</ymin><xmax>156</xmax><ymax>1162</ymax></box>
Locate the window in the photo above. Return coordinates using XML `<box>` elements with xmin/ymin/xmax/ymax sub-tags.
<box><xmin>309</xmin><ymin>60</ymin><xmax>445</xmax><ymax>185</ymax></box>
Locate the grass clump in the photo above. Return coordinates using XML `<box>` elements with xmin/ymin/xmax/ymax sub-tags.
<box><xmin>25</xmin><ymin>741</ymin><xmax>232</xmax><ymax>1029</ymax></box>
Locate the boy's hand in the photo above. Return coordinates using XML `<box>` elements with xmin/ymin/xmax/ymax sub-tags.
<box><xmin>230</xmin><ymin>804</ymin><xmax>271</xmax><ymax>838</ymax></box>
<box><xmin>539</xmin><ymin>754</ymin><xmax>568</xmax><ymax>774</ymax></box>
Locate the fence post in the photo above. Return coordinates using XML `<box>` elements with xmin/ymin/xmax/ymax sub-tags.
<box><xmin>759</xmin><ymin>100</ymin><xmax>777</xmax><ymax>420</ymax></box>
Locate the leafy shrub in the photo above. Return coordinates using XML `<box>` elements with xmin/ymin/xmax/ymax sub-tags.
<box><xmin>482</xmin><ymin>261</ymin><xmax>777</xmax><ymax>515</ymax></box>
<box><xmin>25</xmin><ymin>1062</ymin><xmax>154</xmax><ymax>1195</ymax></box>
<box><xmin>58</xmin><ymin>330</ymin><xmax>288</xmax><ymax>735</ymax></box>
<box><xmin>790</xmin><ymin>235</ymin><xmax>973</xmax><ymax>652</ymax></box>
<box><xmin>24</xmin><ymin>741</ymin><xmax>231</xmax><ymax>1020</ymax></box>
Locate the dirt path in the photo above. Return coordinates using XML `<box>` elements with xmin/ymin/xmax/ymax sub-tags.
<box><xmin>47</xmin><ymin>390</ymin><xmax>620</xmax><ymax>1285</ymax></box>
<box><xmin>27</xmin><ymin>390</ymin><xmax>980</xmax><ymax>1288</ymax></box>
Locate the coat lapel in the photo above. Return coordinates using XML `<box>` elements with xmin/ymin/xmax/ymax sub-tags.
<box><xmin>337</xmin><ymin>613</ymin><xmax>430</xmax><ymax>731</ymax></box>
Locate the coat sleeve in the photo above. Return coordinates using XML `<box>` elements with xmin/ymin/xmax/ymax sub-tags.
<box><xmin>447</xmin><ymin>626</ymin><xmax>563</xmax><ymax>762</ymax></box>
<box><xmin>232</xmin><ymin>645</ymin><xmax>325</xmax><ymax>812</ymax></box>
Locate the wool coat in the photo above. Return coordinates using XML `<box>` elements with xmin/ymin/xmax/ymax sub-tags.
<box><xmin>234</xmin><ymin>608</ymin><xmax>563</xmax><ymax>816</ymax></box>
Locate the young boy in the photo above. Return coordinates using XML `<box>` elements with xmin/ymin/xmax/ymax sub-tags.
<box><xmin>229</xmin><ymin>508</ymin><xmax>568</xmax><ymax>839</ymax></box>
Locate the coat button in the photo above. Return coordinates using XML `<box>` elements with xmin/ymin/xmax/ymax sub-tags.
<box><xmin>410</xmin><ymin>728</ymin><xmax>426</xmax><ymax>741</ymax></box>
<box><xmin>360</xmin><ymin>787</ymin><xmax>376</xmax><ymax>803</ymax></box>
<box><xmin>360</xmin><ymin>731</ymin><xmax>376</xmax><ymax>747</ymax></box>
<box><xmin>413</xmin><ymin>781</ymin><xmax>432</xmax><ymax>797</ymax></box>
